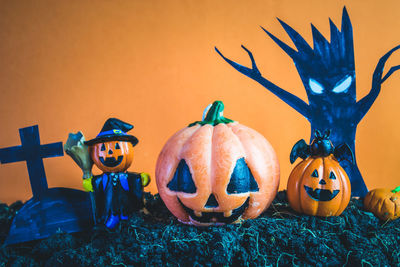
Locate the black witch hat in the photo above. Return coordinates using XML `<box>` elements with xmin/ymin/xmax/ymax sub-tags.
<box><xmin>85</xmin><ymin>118</ymin><xmax>139</xmax><ymax>146</ymax></box>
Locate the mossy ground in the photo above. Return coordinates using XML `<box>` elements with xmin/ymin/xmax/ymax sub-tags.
<box><xmin>1</xmin><ymin>192</ymin><xmax>399</xmax><ymax>266</ymax></box>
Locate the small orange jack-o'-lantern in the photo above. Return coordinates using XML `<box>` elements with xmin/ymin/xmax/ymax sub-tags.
<box><xmin>156</xmin><ymin>101</ymin><xmax>280</xmax><ymax>225</ymax></box>
<box><xmin>287</xmin><ymin>130</ymin><xmax>352</xmax><ymax>216</ymax></box>
<box><xmin>90</xmin><ymin>141</ymin><xmax>134</xmax><ymax>173</ymax></box>
<box><xmin>85</xmin><ymin>118</ymin><xmax>139</xmax><ymax>173</ymax></box>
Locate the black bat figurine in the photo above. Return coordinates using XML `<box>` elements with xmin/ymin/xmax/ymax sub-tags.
<box><xmin>290</xmin><ymin>130</ymin><xmax>354</xmax><ymax>164</ymax></box>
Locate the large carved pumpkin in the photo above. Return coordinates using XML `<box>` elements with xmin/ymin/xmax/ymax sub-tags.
<box><xmin>364</xmin><ymin>187</ymin><xmax>400</xmax><ymax>221</ymax></box>
<box><xmin>156</xmin><ymin>101</ymin><xmax>280</xmax><ymax>225</ymax></box>
<box><xmin>287</xmin><ymin>131</ymin><xmax>352</xmax><ymax>217</ymax></box>
<box><xmin>90</xmin><ymin>140</ymin><xmax>134</xmax><ymax>173</ymax></box>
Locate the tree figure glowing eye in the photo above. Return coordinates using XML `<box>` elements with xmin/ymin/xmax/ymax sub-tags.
<box><xmin>332</xmin><ymin>76</ymin><xmax>352</xmax><ymax>93</ymax></box>
<box><xmin>309</xmin><ymin>79</ymin><xmax>324</xmax><ymax>94</ymax></box>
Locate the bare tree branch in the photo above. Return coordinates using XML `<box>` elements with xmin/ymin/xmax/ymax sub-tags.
<box><xmin>382</xmin><ymin>65</ymin><xmax>400</xmax><ymax>83</ymax></box>
<box><xmin>355</xmin><ymin>45</ymin><xmax>400</xmax><ymax>123</ymax></box>
<box><xmin>215</xmin><ymin>46</ymin><xmax>310</xmax><ymax>118</ymax></box>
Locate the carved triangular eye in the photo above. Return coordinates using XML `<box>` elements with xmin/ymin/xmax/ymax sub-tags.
<box><xmin>115</xmin><ymin>143</ymin><xmax>120</xmax><ymax>149</ymax></box>
<box><xmin>227</xmin><ymin>158</ymin><xmax>259</xmax><ymax>194</ymax></box>
<box><xmin>101</xmin><ymin>143</ymin><xmax>106</xmax><ymax>151</ymax></box>
<box><xmin>329</xmin><ymin>172</ymin><xmax>336</xmax><ymax>180</ymax></box>
<box><xmin>311</xmin><ymin>169</ymin><xmax>319</xmax><ymax>177</ymax></box>
<box><xmin>167</xmin><ymin>159</ymin><xmax>196</xmax><ymax>193</ymax></box>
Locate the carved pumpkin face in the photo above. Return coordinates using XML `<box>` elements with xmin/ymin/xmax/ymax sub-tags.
<box><xmin>156</xmin><ymin>101</ymin><xmax>280</xmax><ymax>225</ymax></box>
<box><xmin>90</xmin><ymin>140</ymin><xmax>134</xmax><ymax>173</ymax></box>
<box><xmin>364</xmin><ymin>187</ymin><xmax>400</xmax><ymax>221</ymax></box>
<box><xmin>287</xmin><ymin>155</ymin><xmax>351</xmax><ymax>216</ymax></box>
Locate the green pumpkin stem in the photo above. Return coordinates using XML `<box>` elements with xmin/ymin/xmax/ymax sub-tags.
<box><xmin>189</xmin><ymin>101</ymin><xmax>235</xmax><ymax>127</ymax></box>
<box><xmin>392</xmin><ymin>186</ymin><xmax>400</xmax><ymax>193</ymax></box>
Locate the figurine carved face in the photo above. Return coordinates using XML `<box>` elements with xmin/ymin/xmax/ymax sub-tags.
<box><xmin>287</xmin><ymin>155</ymin><xmax>351</xmax><ymax>216</ymax></box>
<box><xmin>156</xmin><ymin>106</ymin><xmax>280</xmax><ymax>226</ymax></box>
<box><xmin>90</xmin><ymin>140</ymin><xmax>134</xmax><ymax>173</ymax></box>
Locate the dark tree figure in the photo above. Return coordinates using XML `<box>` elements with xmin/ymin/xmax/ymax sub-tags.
<box><xmin>215</xmin><ymin>7</ymin><xmax>400</xmax><ymax>197</ymax></box>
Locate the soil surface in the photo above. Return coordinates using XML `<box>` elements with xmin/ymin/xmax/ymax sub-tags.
<box><xmin>1</xmin><ymin>191</ymin><xmax>399</xmax><ymax>266</ymax></box>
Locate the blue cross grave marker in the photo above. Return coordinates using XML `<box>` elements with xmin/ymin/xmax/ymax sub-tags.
<box><xmin>0</xmin><ymin>125</ymin><xmax>93</xmax><ymax>245</ymax></box>
<box><xmin>0</xmin><ymin>125</ymin><xmax>64</xmax><ymax>199</ymax></box>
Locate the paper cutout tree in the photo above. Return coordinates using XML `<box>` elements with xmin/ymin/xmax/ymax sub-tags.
<box><xmin>215</xmin><ymin>7</ymin><xmax>400</xmax><ymax>197</ymax></box>
<box><xmin>0</xmin><ymin>125</ymin><xmax>93</xmax><ymax>245</ymax></box>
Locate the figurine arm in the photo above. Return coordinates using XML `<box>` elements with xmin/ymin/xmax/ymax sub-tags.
<box><xmin>215</xmin><ymin>46</ymin><xmax>310</xmax><ymax>118</ymax></box>
<box><xmin>127</xmin><ymin>173</ymin><xmax>145</xmax><ymax>210</ymax></box>
<box><xmin>83</xmin><ymin>176</ymin><xmax>93</xmax><ymax>192</ymax></box>
<box><xmin>140</xmin><ymin>172</ymin><xmax>151</xmax><ymax>187</ymax></box>
<box><xmin>355</xmin><ymin>45</ymin><xmax>400</xmax><ymax>124</ymax></box>
<box><xmin>126</xmin><ymin>172</ymin><xmax>150</xmax><ymax>187</ymax></box>
<box><xmin>83</xmin><ymin>174</ymin><xmax>104</xmax><ymax>192</ymax></box>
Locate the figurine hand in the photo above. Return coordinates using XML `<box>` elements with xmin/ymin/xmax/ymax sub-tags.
<box><xmin>83</xmin><ymin>177</ymin><xmax>93</xmax><ymax>192</ymax></box>
<box><xmin>140</xmin><ymin>172</ymin><xmax>150</xmax><ymax>187</ymax></box>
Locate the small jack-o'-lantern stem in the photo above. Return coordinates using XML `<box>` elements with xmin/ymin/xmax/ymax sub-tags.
<box><xmin>392</xmin><ymin>186</ymin><xmax>400</xmax><ymax>193</ymax></box>
<box><xmin>189</xmin><ymin>100</ymin><xmax>235</xmax><ymax>127</ymax></box>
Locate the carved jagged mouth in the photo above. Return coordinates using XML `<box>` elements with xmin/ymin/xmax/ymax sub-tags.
<box><xmin>304</xmin><ymin>185</ymin><xmax>340</xmax><ymax>201</ymax></box>
<box><xmin>178</xmin><ymin>197</ymin><xmax>250</xmax><ymax>224</ymax></box>
<box><xmin>99</xmin><ymin>156</ymin><xmax>123</xmax><ymax>167</ymax></box>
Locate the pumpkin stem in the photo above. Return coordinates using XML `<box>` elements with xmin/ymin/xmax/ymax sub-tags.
<box><xmin>189</xmin><ymin>100</ymin><xmax>235</xmax><ymax>127</ymax></box>
<box><xmin>392</xmin><ymin>186</ymin><xmax>400</xmax><ymax>193</ymax></box>
<box><xmin>201</xmin><ymin>104</ymin><xmax>213</xmax><ymax>121</ymax></box>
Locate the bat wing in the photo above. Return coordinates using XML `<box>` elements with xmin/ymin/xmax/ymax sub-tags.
<box><xmin>290</xmin><ymin>139</ymin><xmax>310</xmax><ymax>164</ymax></box>
<box><xmin>333</xmin><ymin>143</ymin><xmax>355</xmax><ymax>164</ymax></box>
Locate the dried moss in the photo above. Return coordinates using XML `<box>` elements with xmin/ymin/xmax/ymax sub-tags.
<box><xmin>1</xmin><ymin>192</ymin><xmax>399</xmax><ymax>266</ymax></box>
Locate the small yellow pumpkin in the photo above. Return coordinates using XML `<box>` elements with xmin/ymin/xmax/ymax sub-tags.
<box><xmin>364</xmin><ymin>186</ymin><xmax>400</xmax><ymax>221</ymax></box>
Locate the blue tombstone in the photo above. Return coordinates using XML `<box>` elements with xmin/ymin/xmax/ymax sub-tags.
<box><xmin>215</xmin><ymin>7</ymin><xmax>400</xmax><ymax>197</ymax></box>
<box><xmin>0</xmin><ymin>125</ymin><xmax>93</xmax><ymax>245</ymax></box>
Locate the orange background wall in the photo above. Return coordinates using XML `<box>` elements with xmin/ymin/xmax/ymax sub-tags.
<box><xmin>0</xmin><ymin>0</ymin><xmax>399</xmax><ymax>204</ymax></box>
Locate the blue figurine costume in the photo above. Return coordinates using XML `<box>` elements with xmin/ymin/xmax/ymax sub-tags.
<box><xmin>92</xmin><ymin>172</ymin><xmax>143</xmax><ymax>228</ymax></box>
<box><xmin>84</xmin><ymin>118</ymin><xmax>150</xmax><ymax>229</ymax></box>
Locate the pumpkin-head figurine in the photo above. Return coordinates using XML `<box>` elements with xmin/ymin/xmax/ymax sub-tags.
<box><xmin>87</xmin><ymin>124</ymin><xmax>136</xmax><ymax>174</ymax></box>
<box><xmin>287</xmin><ymin>130</ymin><xmax>353</xmax><ymax>217</ymax></box>
<box><xmin>65</xmin><ymin>118</ymin><xmax>150</xmax><ymax>229</ymax></box>
<box><xmin>156</xmin><ymin>101</ymin><xmax>280</xmax><ymax>226</ymax></box>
